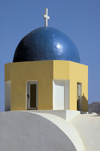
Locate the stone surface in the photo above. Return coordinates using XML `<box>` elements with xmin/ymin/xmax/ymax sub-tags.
<box><xmin>88</xmin><ymin>102</ymin><xmax>100</xmax><ymax>113</ymax></box>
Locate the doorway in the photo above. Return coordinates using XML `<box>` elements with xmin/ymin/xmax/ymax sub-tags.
<box><xmin>27</xmin><ymin>81</ymin><xmax>38</xmax><ymax>110</ymax></box>
<box><xmin>77</xmin><ymin>83</ymin><xmax>82</xmax><ymax>111</ymax></box>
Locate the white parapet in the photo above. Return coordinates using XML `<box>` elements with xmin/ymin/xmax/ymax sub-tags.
<box><xmin>27</xmin><ymin>109</ymin><xmax>80</xmax><ymax>121</ymax></box>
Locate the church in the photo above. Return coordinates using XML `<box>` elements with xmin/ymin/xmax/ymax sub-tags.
<box><xmin>1</xmin><ymin>9</ymin><xmax>100</xmax><ymax>151</ymax></box>
<box><xmin>5</xmin><ymin>8</ymin><xmax>88</xmax><ymax>112</ymax></box>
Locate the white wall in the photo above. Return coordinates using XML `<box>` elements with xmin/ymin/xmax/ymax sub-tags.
<box><xmin>5</xmin><ymin>81</ymin><xmax>11</xmax><ymax>111</ymax></box>
<box><xmin>53</xmin><ymin>80</ymin><xmax>69</xmax><ymax>110</ymax></box>
<box><xmin>64</xmin><ymin>80</ymin><xmax>69</xmax><ymax>109</ymax></box>
<box><xmin>0</xmin><ymin>111</ymin><xmax>77</xmax><ymax>151</ymax></box>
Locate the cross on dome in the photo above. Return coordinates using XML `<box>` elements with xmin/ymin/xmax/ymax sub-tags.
<box><xmin>43</xmin><ymin>8</ymin><xmax>50</xmax><ymax>27</ymax></box>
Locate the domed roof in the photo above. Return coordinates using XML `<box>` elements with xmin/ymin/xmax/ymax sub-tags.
<box><xmin>13</xmin><ymin>27</ymin><xmax>80</xmax><ymax>63</ymax></box>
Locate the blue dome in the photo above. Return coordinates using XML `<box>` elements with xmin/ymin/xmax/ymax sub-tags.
<box><xmin>13</xmin><ymin>27</ymin><xmax>80</xmax><ymax>63</ymax></box>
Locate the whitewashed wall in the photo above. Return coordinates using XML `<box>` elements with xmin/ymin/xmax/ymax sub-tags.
<box><xmin>53</xmin><ymin>80</ymin><xmax>69</xmax><ymax>110</ymax></box>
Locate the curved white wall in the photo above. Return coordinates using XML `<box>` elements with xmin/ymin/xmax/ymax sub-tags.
<box><xmin>0</xmin><ymin>111</ymin><xmax>77</xmax><ymax>151</ymax></box>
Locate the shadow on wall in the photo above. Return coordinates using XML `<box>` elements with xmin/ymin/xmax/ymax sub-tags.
<box><xmin>81</xmin><ymin>94</ymin><xmax>88</xmax><ymax>112</ymax></box>
<box><xmin>77</xmin><ymin>94</ymin><xmax>88</xmax><ymax>112</ymax></box>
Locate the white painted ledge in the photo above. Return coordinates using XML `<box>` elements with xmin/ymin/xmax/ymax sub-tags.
<box><xmin>26</xmin><ymin>110</ymin><xmax>80</xmax><ymax>121</ymax></box>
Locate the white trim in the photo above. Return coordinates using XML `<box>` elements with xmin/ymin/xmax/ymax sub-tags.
<box><xmin>26</xmin><ymin>81</ymin><xmax>38</xmax><ymax>110</ymax></box>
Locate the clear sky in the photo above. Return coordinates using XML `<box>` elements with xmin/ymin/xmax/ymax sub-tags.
<box><xmin>0</xmin><ymin>0</ymin><xmax>100</xmax><ymax>111</ymax></box>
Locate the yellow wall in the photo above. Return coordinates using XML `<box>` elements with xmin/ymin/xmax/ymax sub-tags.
<box><xmin>70</xmin><ymin>62</ymin><xmax>88</xmax><ymax>111</ymax></box>
<box><xmin>5</xmin><ymin>60</ymin><xmax>88</xmax><ymax>111</ymax></box>
<box><xmin>53</xmin><ymin>61</ymin><xmax>70</xmax><ymax>79</ymax></box>
<box><xmin>53</xmin><ymin>61</ymin><xmax>88</xmax><ymax>111</ymax></box>
<box><xmin>5</xmin><ymin>61</ymin><xmax>53</xmax><ymax>110</ymax></box>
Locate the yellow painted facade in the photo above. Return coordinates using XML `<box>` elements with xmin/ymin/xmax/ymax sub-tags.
<box><xmin>5</xmin><ymin>60</ymin><xmax>88</xmax><ymax>111</ymax></box>
<box><xmin>53</xmin><ymin>61</ymin><xmax>88</xmax><ymax>111</ymax></box>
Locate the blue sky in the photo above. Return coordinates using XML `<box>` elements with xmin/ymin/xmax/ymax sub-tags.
<box><xmin>0</xmin><ymin>0</ymin><xmax>100</xmax><ymax>111</ymax></box>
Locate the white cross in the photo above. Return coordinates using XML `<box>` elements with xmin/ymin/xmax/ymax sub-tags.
<box><xmin>43</xmin><ymin>8</ymin><xmax>50</xmax><ymax>27</ymax></box>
